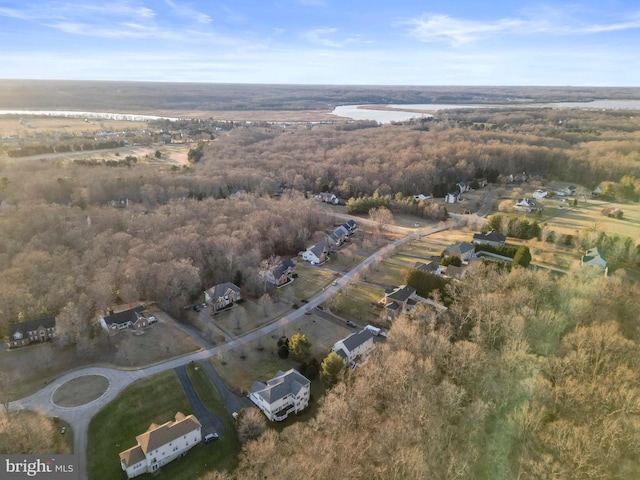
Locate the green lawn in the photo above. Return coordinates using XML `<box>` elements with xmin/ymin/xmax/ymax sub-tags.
<box><xmin>369</xmin><ymin>258</ymin><xmax>408</xmax><ymax>286</ymax></box>
<box><xmin>214</xmin><ymin>298</ymin><xmax>292</xmax><ymax>336</ymax></box>
<box><xmin>87</xmin><ymin>371</ymin><xmax>193</xmax><ymax>480</ymax></box>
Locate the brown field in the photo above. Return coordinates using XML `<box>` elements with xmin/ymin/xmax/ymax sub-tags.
<box><xmin>0</xmin><ymin>312</ymin><xmax>200</xmax><ymax>401</ymax></box>
<box><xmin>0</xmin><ymin>117</ymin><xmax>150</xmax><ymax>137</ymax></box>
<box><xmin>211</xmin><ymin>313</ymin><xmax>352</xmax><ymax>393</ymax></box>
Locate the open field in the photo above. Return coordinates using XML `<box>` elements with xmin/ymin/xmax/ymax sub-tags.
<box><xmin>211</xmin><ymin>313</ymin><xmax>352</xmax><ymax>393</ymax></box>
<box><xmin>87</xmin><ymin>370</ymin><xmax>193</xmax><ymax>480</ymax></box>
<box><xmin>0</xmin><ymin>116</ymin><xmax>150</xmax><ymax>137</ymax></box>
<box><xmin>281</xmin><ymin>264</ymin><xmax>336</xmax><ymax>301</ymax></box>
<box><xmin>213</xmin><ymin>298</ymin><xmax>293</xmax><ymax>337</ymax></box>
<box><xmin>331</xmin><ymin>283</ymin><xmax>385</xmax><ymax>324</ymax></box>
<box><xmin>0</xmin><ymin>311</ymin><xmax>200</xmax><ymax>401</ymax></box>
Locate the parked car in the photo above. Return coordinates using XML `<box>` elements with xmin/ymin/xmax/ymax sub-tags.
<box><xmin>346</xmin><ymin>320</ymin><xmax>357</xmax><ymax>327</ymax></box>
<box><xmin>60</xmin><ymin>426</ymin><xmax>66</xmax><ymax>435</ymax></box>
<box><xmin>193</xmin><ymin>305</ymin><xmax>201</xmax><ymax>312</ymax></box>
<box><xmin>204</xmin><ymin>433</ymin><xmax>219</xmax><ymax>443</ymax></box>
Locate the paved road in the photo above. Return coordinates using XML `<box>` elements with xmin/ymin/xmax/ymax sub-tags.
<box><xmin>7</xmin><ymin>214</ymin><xmax>462</xmax><ymax>479</ymax></box>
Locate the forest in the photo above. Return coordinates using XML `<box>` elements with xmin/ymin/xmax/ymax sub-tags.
<box><xmin>1</xmin><ymin>106</ymin><xmax>640</xmax><ymax>342</ymax></box>
<box><xmin>221</xmin><ymin>266</ymin><xmax>640</xmax><ymax>480</ymax></box>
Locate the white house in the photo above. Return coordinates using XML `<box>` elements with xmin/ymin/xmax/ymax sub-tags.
<box><xmin>532</xmin><ymin>189</ymin><xmax>548</xmax><ymax>199</ymax></box>
<box><xmin>515</xmin><ymin>198</ymin><xmax>539</xmax><ymax>213</ymax></box>
<box><xmin>119</xmin><ymin>412</ymin><xmax>201</xmax><ymax>478</ymax></box>
<box><xmin>249</xmin><ymin>369</ymin><xmax>311</xmax><ymax>422</ymax></box>
<box><xmin>444</xmin><ymin>192</ymin><xmax>459</xmax><ymax>204</ymax></box>
<box><xmin>300</xmin><ymin>240</ymin><xmax>329</xmax><ymax>264</ymax></box>
<box><xmin>332</xmin><ymin>329</ymin><xmax>375</xmax><ymax>364</ymax></box>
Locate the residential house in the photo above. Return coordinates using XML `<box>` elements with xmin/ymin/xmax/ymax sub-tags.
<box><xmin>412</xmin><ymin>193</ymin><xmax>432</xmax><ymax>201</ymax></box>
<box><xmin>444</xmin><ymin>191</ymin><xmax>459</xmax><ymax>204</ymax></box>
<box><xmin>515</xmin><ymin>198</ymin><xmax>539</xmax><ymax>213</ymax></box>
<box><xmin>6</xmin><ymin>317</ymin><xmax>56</xmax><ymax>349</ymax></box>
<box><xmin>413</xmin><ymin>259</ymin><xmax>442</xmax><ymax>275</ymax></box>
<box><xmin>343</xmin><ymin>219</ymin><xmax>358</xmax><ymax>235</ymax></box>
<box><xmin>317</xmin><ymin>192</ymin><xmax>339</xmax><ymax>204</ymax></box>
<box><xmin>601</xmin><ymin>207</ymin><xmax>623</xmax><ymax>219</ymax></box>
<box><xmin>457</xmin><ymin>181</ymin><xmax>471</xmax><ymax>193</ymax></box>
<box><xmin>204</xmin><ymin>283</ymin><xmax>242</xmax><ymax>312</ymax></box>
<box><xmin>334</xmin><ymin>224</ymin><xmax>351</xmax><ymax>239</ymax></box>
<box><xmin>508</xmin><ymin>172</ymin><xmax>528</xmax><ymax>183</ymax></box>
<box><xmin>472</xmin><ymin>231</ymin><xmax>506</xmax><ymax>248</ymax></box>
<box><xmin>381</xmin><ymin>285</ymin><xmax>418</xmax><ymax>320</ymax></box>
<box><xmin>476</xmin><ymin>178</ymin><xmax>488</xmax><ymax>188</ymax></box>
<box><xmin>119</xmin><ymin>412</ymin><xmax>202</xmax><ymax>478</ymax></box>
<box><xmin>592</xmin><ymin>185</ymin><xmax>603</xmax><ymax>197</ymax></box>
<box><xmin>249</xmin><ymin>369</ymin><xmax>311</xmax><ymax>422</ymax></box>
<box><xmin>330</xmin><ymin>229</ymin><xmax>347</xmax><ymax>247</ymax></box>
<box><xmin>300</xmin><ymin>240</ymin><xmax>330</xmax><ymax>264</ymax></box>
<box><xmin>100</xmin><ymin>306</ymin><xmax>155</xmax><ymax>334</ymax></box>
<box><xmin>265</xmin><ymin>259</ymin><xmax>296</xmax><ymax>287</ymax></box>
<box><xmin>532</xmin><ymin>189</ymin><xmax>548</xmax><ymax>199</ymax></box>
<box><xmin>444</xmin><ymin>242</ymin><xmax>476</xmax><ymax>262</ymax></box>
<box><xmin>332</xmin><ymin>329</ymin><xmax>375</xmax><ymax>365</ymax></box>
<box><xmin>581</xmin><ymin>247</ymin><xmax>608</xmax><ymax>274</ymax></box>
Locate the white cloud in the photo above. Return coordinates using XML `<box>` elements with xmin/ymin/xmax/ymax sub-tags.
<box><xmin>401</xmin><ymin>11</ymin><xmax>640</xmax><ymax>45</ymax></box>
<box><xmin>163</xmin><ymin>0</ymin><xmax>211</xmax><ymax>24</ymax></box>
<box><xmin>302</xmin><ymin>27</ymin><xmax>358</xmax><ymax>48</ymax></box>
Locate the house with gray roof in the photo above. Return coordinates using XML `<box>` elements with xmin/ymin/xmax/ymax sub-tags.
<box><xmin>581</xmin><ymin>247</ymin><xmax>608</xmax><ymax>274</ymax></box>
<box><xmin>6</xmin><ymin>317</ymin><xmax>56</xmax><ymax>349</ymax></box>
<box><xmin>444</xmin><ymin>241</ymin><xmax>476</xmax><ymax>262</ymax></box>
<box><xmin>264</xmin><ymin>259</ymin><xmax>296</xmax><ymax>287</ymax></box>
<box><xmin>472</xmin><ymin>231</ymin><xmax>506</xmax><ymax>248</ymax></box>
<box><xmin>381</xmin><ymin>285</ymin><xmax>418</xmax><ymax>320</ymax></box>
<box><xmin>119</xmin><ymin>412</ymin><xmax>201</xmax><ymax>478</ymax></box>
<box><xmin>204</xmin><ymin>283</ymin><xmax>242</xmax><ymax>312</ymax></box>
<box><xmin>300</xmin><ymin>239</ymin><xmax>330</xmax><ymax>264</ymax></box>
<box><xmin>249</xmin><ymin>369</ymin><xmax>311</xmax><ymax>422</ymax></box>
<box><xmin>100</xmin><ymin>306</ymin><xmax>155</xmax><ymax>334</ymax></box>
<box><xmin>332</xmin><ymin>329</ymin><xmax>375</xmax><ymax>364</ymax></box>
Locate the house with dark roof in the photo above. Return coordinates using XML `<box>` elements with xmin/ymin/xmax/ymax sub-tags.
<box><xmin>332</xmin><ymin>329</ymin><xmax>375</xmax><ymax>365</ymax></box>
<box><xmin>264</xmin><ymin>259</ymin><xmax>296</xmax><ymax>287</ymax></box>
<box><xmin>472</xmin><ymin>231</ymin><xmax>506</xmax><ymax>248</ymax></box>
<box><xmin>328</xmin><ymin>230</ymin><xmax>346</xmax><ymax>248</ymax></box>
<box><xmin>515</xmin><ymin>198</ymin><xmax>539</xmax><ymax>213</ymax></box>
<box><xmin>381</xmin><ymin>285</ymin><xmax>418</xmax><ymax>320</ymax></box>
<box><xmin>414</xmin><ymin>259</ymin><xmax>442</xmax><ymax>274</ymax></box>
<box><xmin>100</xmin><ymin>306</ymin><xmax>154</xmax><ymax>334</ymax></box>
<box><xmin>204</xmin><ymin>283</ymin><xmax>242</xmax><ymax>312</ymax></box>
<box><xmin>249</xmin><ymin>369</ymin><xmax>311</xmax><ymax>422</ymax></box>
<box><xmin>119</xmin><ymin>412</ymin><xmax>201</xmax><ymax>478</ymax></box>
<box><xmin>444</xmin><ymin>241</ymin><xmax>476</xmax><ymax>262</ymax></box>
<box><xmin>343</xmin><ymin>219</ymin><xmax>358</xmax><ymax>234</ymax></box>
<box><xmin>6</xmin><ymin>317</ymin><xmax>56</xmax><ymax>349</ymax></box>
<box><xmin>300</xmin><ymin>239</ymin><xmax>330</xmax><ymax>265</ymax></box>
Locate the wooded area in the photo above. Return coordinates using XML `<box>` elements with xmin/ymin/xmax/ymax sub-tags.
<box><xmin>230</xmin><ymin>267</ymin><xmax>640</xmax><ymax>480</ymax></box>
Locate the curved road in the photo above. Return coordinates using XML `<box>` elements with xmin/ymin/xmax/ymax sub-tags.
<box><xmin>8</xmin><ymin>215</ymin><xmax>461</xmax><ymax>479</ymax></box>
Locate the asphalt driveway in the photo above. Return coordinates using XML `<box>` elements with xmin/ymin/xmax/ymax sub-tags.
<box><xmin>174</xmin><ymin>365</ymin><xmax>225</xmax><ymax>437</ymax></box>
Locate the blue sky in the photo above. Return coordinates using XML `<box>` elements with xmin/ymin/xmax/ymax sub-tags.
<box><xmin>0</xmin><ymin>0</ymin><xmax>638</xmax><ymax>85</ymax></box>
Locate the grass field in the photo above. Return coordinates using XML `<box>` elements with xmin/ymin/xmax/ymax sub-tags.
<box><xmin>87</xmin><ymin>370</ymin><xmax>193</xmax><ymax>480</ymax></box>
<box><xmin>213</xmin><ymin>298</ymin><xmax>292</xmax><ymax>337</ymax></box>
<box><xmin>212</xmin><ymin>313</ymin><xmax>352</xmax><ymax>393</ymax></box>
<box><xmin>331</xmin><ymin>283</ymin><xmax>384</xmax><ymax>324</ymax></box>
<box><xmin>281</xmin><ymin>264</ymin><xmax>335</xmax><ymax>301</ymax></box>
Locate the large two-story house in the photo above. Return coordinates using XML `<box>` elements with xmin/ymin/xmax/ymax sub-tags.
<box><xmin>381</xmin><ymin>285</ymin><xmax>418</xmax><ymax>320</ymax></box>
<box><xmin>119</xmin><ymin>412</ymin><xmax>202</xmax><ymax>478</ymax></box>
<box><xmin>332</xmin><ymin>329</ymin><xmax>375</xmax><ymax>365</ymax></box>
<box><xmin>249</xmin><ymin>369</ymin><xmax>311</xmax><ymax>422</ymax></box>
<box><xmin>204</xmin><ymin>283</ymin><xmax>242</xmax><ymax>312</ymax></box>
<box><xmin>6</xmin><ymin>317</ymin><xmax>56</xmax><ymax>349</ymax></box>
<box><xmin>300</xmin><ymin>240</ymin><xmax>330</xmax><ymax>265</ymax></box>
<box><xmin>264</xmin><ymin>259</ymin><xmax>296</xmax><ymax>287</ymax></box>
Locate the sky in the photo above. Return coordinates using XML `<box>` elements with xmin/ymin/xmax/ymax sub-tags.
<box><xmin>0</xmin><ymin>0</ymin><xmax>638</xmax><ymax>86</ymax></box>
